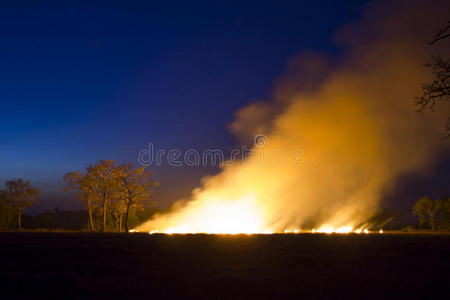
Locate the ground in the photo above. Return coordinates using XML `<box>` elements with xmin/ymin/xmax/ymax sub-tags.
<box><xmin>0</xmin><ymin>232</ymin><xmax>448</xmax><ymax>299</ymax></box>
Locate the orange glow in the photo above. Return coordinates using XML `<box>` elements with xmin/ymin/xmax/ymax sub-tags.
<box><xmin>139</xmin><ymin>223</ymin><xmax>382</xmax><ymax>235</ymax></box>
<box><xmin>145</xmin><ymin>195</ymin><xmax>273</xmax><ymax>234</ymax></box>
<box><xmin>133</xmin><ymin>1</ymin><xmax>448</xmax><ymax>236</ymax></box>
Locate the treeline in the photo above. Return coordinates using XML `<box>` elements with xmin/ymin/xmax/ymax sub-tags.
<box><xmin>1</xmin><ymin>160</ymin><xmax>449</xmax><ymax>232</ymax></box>
<box><xmin>22</xmin><ymin>209</ymin><xmax>88</xmax><ymax>230</ymax></box>
<box><xmin>22</xmin><ymin>207</ymin><xmax>161</xmax><ymax>231</ymax></box>
<box><xmin>0</xmin><ymin>207</ymin><xmax>161</xmax><ymax>231</ymax></box>
<box><xmin>0</xmin><ymin>160</ymin><xmax>158</xmax><ymax>232</ymax></box>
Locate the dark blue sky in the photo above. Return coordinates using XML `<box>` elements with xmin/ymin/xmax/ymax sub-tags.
<box><xmin>1</xmin><ymin>0</ymin><xmax>411</xmax><ymax>212</ymax></box>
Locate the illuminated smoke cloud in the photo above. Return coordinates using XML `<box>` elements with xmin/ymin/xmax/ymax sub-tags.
<box><xmin>136</xmin><ymin>0</ymin><xmax>450</xmax><ymax>233</ymax></box>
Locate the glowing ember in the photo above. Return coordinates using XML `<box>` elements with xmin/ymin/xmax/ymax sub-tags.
<box><xmin>316</xmin><ymin>225</ymin><xmax>354</xmax><ymax>234</ymax></box>
<box><xmin>138</xmin><ymin>224</ymin><xmax>383</xmax><ymax>235</ymax></box>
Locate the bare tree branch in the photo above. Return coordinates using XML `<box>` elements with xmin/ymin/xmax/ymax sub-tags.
<box><xmin>428</xmin><ymin>19</ymin><xmax>450</xmax><ymax>44</ymax></box>
<box><xmin>416</xmin><ymin>55</ymin><xmax>450</xmax><ymax>112</ymax></box>
<box><xmin>416</xmin><ymin>19</ymin><xmax>450</xmax><ymax>137</ymax></box>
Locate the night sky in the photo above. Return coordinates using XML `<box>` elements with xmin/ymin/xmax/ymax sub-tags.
<box><xmin>1</xmin><ymin>0</ymin><xmax>447</xmax><ymax>217</ymax></box>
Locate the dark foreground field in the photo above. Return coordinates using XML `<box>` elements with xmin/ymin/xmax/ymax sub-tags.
<box><xmin>0</xmin><ymin>233</ymin><xmax>449</xmax><ymax>299</ymax></box>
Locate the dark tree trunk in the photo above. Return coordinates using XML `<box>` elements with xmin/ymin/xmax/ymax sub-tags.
<box><xmin>114</xmin><ymin>215</ymin><xmax>119</xmax><ymax>232</ymax></box>
<box><xmin>87</xmin><ymin>198</ymin><xmax>95</xmax><ymax>232</ymax></box>
<box><xmin>17</xmin><ymin>210</ymin><xmax>22</xmax><ymax>230</ymax></box>
<box><xmin>125</xmin><ymin>196</ymin><xmax>132</xmax><ymax>233</ymax></box>
<box><xmin>102</xmin><ymin>195</ymin><xmax>107</xmax><ymax>232</ymax></box>
<box><xmin>88</xmin><ymin>209</ymin><xmax>95</xmax><ymax>232</ymax></box>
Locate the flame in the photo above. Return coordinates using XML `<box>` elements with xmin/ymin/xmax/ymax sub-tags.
<box><xmin>142</xmin><ymin>225</ymin><xmax>383</xmax><ymax>235</ymax></box>
<box><xmin>150</xmin><ymin>195</ymin><xmax>272</xmax><ymax>234</ymax></box>
<box><xmin>312</xmin><ymin>225</ymin><xmax>365</xmax><ymax>234</ymax></box>
<box><xmin>139</xmin><ymin>218</ymin><xmax>380</xmax><ymax>235</ymax></box>
<box><xmin>135</xmin><ymin>191</ymin><xmax>373</xmax><ymax>235</ymax></box>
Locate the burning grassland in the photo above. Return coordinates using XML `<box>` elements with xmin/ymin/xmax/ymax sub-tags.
<box><xmin>135</xmin><ymin>0</ymin><xmax>450</xmax><ymax>235</ymax></box>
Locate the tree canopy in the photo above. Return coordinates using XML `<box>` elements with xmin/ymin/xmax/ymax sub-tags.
<box><xmin>64</xmin><ymin>160</ymin><xmax>158</xmax><ymax>232</ymax></box>
<box><xmin>0</xmin><ymin>179</ymin><xmax>40</xmax><ymax>229</ymax></box>
<box><xmin>412</xmin><ymin>196</ymin><xmax>449</xmax><ymax>231</ymax></box>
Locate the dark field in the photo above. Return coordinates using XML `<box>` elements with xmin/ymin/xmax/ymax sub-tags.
<box><xmin>0</xmin><ymin>233</ymin><xmax>449</xmax><ymax>299</ymax></box>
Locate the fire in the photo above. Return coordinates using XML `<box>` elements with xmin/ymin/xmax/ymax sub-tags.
<box><xmin>133</xmin><ymin>1</ymin><xmax>447</xmax><ymax>236</ymax></box>
<box><xmin>134</xmin><ymin>192</ymin><xmax>374</xmax><ymax>235</ymax></box>
<box><xmin>147</xmin><ymin>195</ymin><xmax>273</xmax><ymax>234</ymax></box>
<box><xmin>315</xmin><ymin>225</ymin><xmax>353</xmax><ymax>234</ymax></box>
<box><xmin>137</xmin><ymin>213</ymin><xmax>380</xmax><ymax>235</ymax></box>
<box><xmin>311</xmin><ymin>225</ymin><xmax>370</xmax><ymax>234</ymax></box>
<box><xmin>141</xmin><ymin>225</ymin><xmax>383</xmax><ymax>235</ymax></box>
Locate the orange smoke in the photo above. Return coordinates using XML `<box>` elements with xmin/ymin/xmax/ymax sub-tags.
<box><xmin>135</xmin><ymin>0</ymin><xmax>450</xmax><ymax>234</ymax></box>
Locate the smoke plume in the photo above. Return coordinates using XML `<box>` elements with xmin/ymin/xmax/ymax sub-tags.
<box><xmin>137</xmin><ymin>0</ymin><xmax>450</xmax><ymax>233</ymax></box>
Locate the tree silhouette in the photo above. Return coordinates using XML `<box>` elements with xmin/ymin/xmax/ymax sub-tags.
<box><xmin>0</xmin><ymin>193</ymin><xmax>15</xmax><ymax>228</ymax></box>
<box><xmin>1</xmin><ymin>179</ymin><xmax>40</xmax><ymax>230</ymax></box>
<box><xmin>417</xmin><ymin>19</ymin><xmax>450</xmax><ymax>136</ymax></box>
<box><xmin>64</xmin><ymin>160</ymin><xmax>158</xmax><ymax>232</ymax></box>
<box><xmin>116</xmin><ymin>164</ymin><xmax>159</xmax><ymax>232</ymax></box>
<box><xmin>64</xmin><ymin>171</ymin><xmax>99</xmax><ymax>231</ymax></box>
<box><xmin>65</xmin><ymin>160</ymin><xmax>117</xmax><ymax>232</ymax></box>
<box><xmin>85</xmin><ymin>160</ymin><xmax>118</xmax><ymax>232</ymax></box>
<box><xmin>412</xmin><ymin>196</ymin><xmax>441</xmax><ymax>231</ymax></box>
